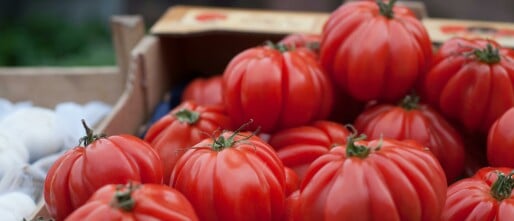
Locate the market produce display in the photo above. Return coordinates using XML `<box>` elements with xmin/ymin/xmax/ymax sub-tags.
<box><xmin>8</xmin><ymin>0</ymin><xmax>512</xmax><ymax>220</ymax></box>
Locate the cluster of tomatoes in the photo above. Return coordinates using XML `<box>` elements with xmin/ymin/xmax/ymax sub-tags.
<box><xmin>42</xmin><ymin>0</ymin><xmax>514</xmax><ymax>220</ymax></box>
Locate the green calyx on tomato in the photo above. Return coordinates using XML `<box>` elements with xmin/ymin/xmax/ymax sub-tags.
<box><xmin>212</xmin><ymin>119</ymin><xmax>257</xmax><ymax>151</ymax></box>
<box><xmin>490</xmin><ymin>171</ymin><xmax>514</xmax><ymax>201</ymax></box>
<box><xmin>265</xmin><ymin>41</ymin><xmax>293</xmax><ymax>53</ymax></box>
<box><xmin>79</xmin><ymin>119</ymin><xmax>106</xmax><ymax>147</ymax></box>
<box><xmin>473</xmin><ymin>44</ymin><xmax>501</xmax><ymax>64</ymax></box>
<box><xmin>110</xmin><ymin>183</ymin><xmax>139</xmax><ymax>212</ymax></box>
<box><xmin>346</xmin><ymin>134</ymin><xmax>371</xmax><ymax>158</ymax></box>
<box><xmin>175</xmin><ymin>109</ymin><xmax>200</xmax><ymax>124</ymax></box>
<box><xmin>344</xmin><ymin>125</ymin><xmax>383</xmax><ymax>158</ymax></box>
<box><xmin>399</xmin><ymin>94</ymin><xmax>420</xmax><ymax>110</ymax></box>
<box><xmin>377</xmin><ymin>0</ymin><xmax>397</xmax><ymax>19</ymax></box>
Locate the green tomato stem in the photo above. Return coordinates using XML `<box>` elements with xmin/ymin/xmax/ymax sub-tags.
<box><xmin>175</xmin><ymin>109</ymin><xmax>200</xmax><ymax>124</ymax></box>
<box><xmin>490</xmin><ymin>171</ymin><xmax>514</xmax><ymax>201</ymax></box>
<box><xmin>265</xmin><ymin>41</ymin><xmax>293</xmax><ymax>53</ymax></box>
<box><xmin>345</xmin><ymin>134</ymin><xmax>371</xmax><ymax>158</ymax></box>
<box><xmin>212</xmin><ymin>119</ymin><xmax>256</xmax><ymax>151</ymax></box>
<box><xmin>111</xmin><ymin>183</ymin><xmax>139</xmax><ymax>212</ymax></box>
<box><xmin>79</xmin><ymin>119</ymin><xmax>105</xmax><ymax>147</ymax></box>
<box><xmin>377</xmin><ymin>0</ymin><xmax>397</xmax><ymax>19</ymax></box>
<box><xmin>473</xmin><ymin>44</ymin><xmax>501</xmax><ymax>64</ymax></box>
<box><xmin>399</xmin><ymin>94</ymin><xmax>420</xmax><ymax>110</ymax></box>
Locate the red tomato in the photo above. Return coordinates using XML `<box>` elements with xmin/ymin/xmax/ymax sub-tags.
<box><xmin>355</xmin><ymin>94</ymin><xmax>466</xmax><ymax>182</ymax></box>
<box><xmin>285</xmin><ymin>190</ymin><xmax>301</xmax><ymax>221</ymax></box>
<box><xmin>297</xmin><ymin>136</ymin><xmax>447</xmax><ymax>220</ymax></box>
<box><xmin>223</xmin><ymin>42</ymin><xmax>333</xmax><ymax>133</ymax></box>
<box><xmin>170</xmin><ymin>129</ymin><xmax>286</xmax><ymax>221</ymax></box>
<box><xmin>144</xmin><ymin>101</ymin><xmax>231</xmax><ymax>184</ymax></box>
<box><xmin>442</xmin><ymin>167</ymin><xmax>514</xmax><ymax>221</ymax></box>
<box><xmin>284</xmin><ymin>167</ymin><xmax>300</xmax><ymax>196</ymax></box>
<box><xmin>488</xmin><ymin>107</ymin><xmax>514</xmax><ymax>167</ymax></box>
<box><xmin>65</xmin><ymin>183</ymin><xmax>198</xmax><ymax>221</ymax></box>
<box><xmin>280</xmin><ymin>33</ymin><xmax>321</xmax><ymax>58</ymax></box>
<box><xmin>422</xmin><ymin>37</ymin><xmax>514</xmax><ymax>133</ymax></box>
<box><xmin>320</xmin><ymin>0</ymin><xmax>432</xmax><ymax>102</ymax></box>
<box><xmin>182</xmin><ymin>75</ymin><xmax>223</xmax><ymax>106</ymax></box>
<box><xmin>268</xmin><ymin>121</ymin><xmax>350</xmax><ymax>182</ymax></box>
<box><xmin>44</xmin><ymin>121</ymin><xmax>163</xmax><ymax>221</ymax></box>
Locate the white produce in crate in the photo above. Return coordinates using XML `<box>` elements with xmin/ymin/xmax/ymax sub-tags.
<box><xmin>0</xmin><ymin>192</ymin><xmax>36</xmax><ymax>221</ymax></box>
<box><xmin>0</xmin><ymin>107</ymin><xmax>63</xmax><ymax>162</ymax></box>
<box><xmin>0</xmin><ymin>129</ymin><xmax>29</xmax><ymax>178</ymax></box>
<box><xmin>0</xmin><ymin>98</ymin><xmax>32</xmax><ymax>121</ymax></box>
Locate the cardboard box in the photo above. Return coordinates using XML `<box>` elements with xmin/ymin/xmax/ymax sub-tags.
<box><xmin>423</xmin><ymin>18</ymin><xmax>514</xmax><ymax>48</ymax></box>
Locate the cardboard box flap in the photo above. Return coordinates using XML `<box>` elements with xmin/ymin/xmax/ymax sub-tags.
<box><xmin>423</xmin><ymin>18</ymin><xmax>514</xmax><ymax>48</ymax></box>
<box><xmin>151</xmin><ymin>5</ymin><xmax>329</xmax><ymax>35</ymax></box>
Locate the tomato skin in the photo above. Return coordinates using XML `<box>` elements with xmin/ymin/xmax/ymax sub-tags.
<box><xmin>422</xmin><ymin>37</ymin><xmax>514</xmax><ymax>133</ymax></box>
<box><xmin>170</xmin><ymin>131</ymin><xmax>286</xmax><ymax>221</ymax></box>
<box><xmin>65</xmin><ymin>183</ymin><xmax>198</xmax><ymax>221</ymax></box>
<box><xmin>298</xmin><ymin>139</ymin><xmax>447</xmax><ymax>221</ymax></box>
<box><xmin>44</xmin><ymin>135</ymin><xmax>163</xmax><ymax>221</ymax></box>
<box><xmin>284</xmin><ymin>167</ymin><xmax>300</xmax><ymax>196</ymax></box>
<box><xmin>355</xmin><ymin>99</ymin><xmax>466</xmax><ymax>182</ymax></box>
<box><xmin>320</xmin><ymin>1</ymin><xmax>432</xmax><ymax>102</ymax></box>
<box><xmin>268</xmin><ymin>121</ymin><xmax>350</xmax><ymax>182</ymax></box>
<box><xmin>223</xmin><ymin>45</ymin><xmax>333</xmax><ymax>133</ymax></box>
<box><xmin>285</xmin><ymin>190</ymin><xmax>301</xmax><ymax>221</ymax></box>
<box><xmin>488</xmin><ymin>108</ymin><xmax>514</xmax><ymax>167</ymax></box>
<box><xmin>144</xmin><ymin>101</ymin><xmax>231</xmax><ymax>184</ymax></box>
<box><xmin>442</xmin><ymin>167</ymin><xmax>514</xmax><ymax>221</ymax></box>
<box><xmin>182</xmin><ymin>75</ymin><xmax>223</xmax><ymax>106</ymax></box>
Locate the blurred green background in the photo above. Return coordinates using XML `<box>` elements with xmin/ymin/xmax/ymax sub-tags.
<box><xmin>0</xmin><ymin>0</ymin><xmax>511</xmax><ymax>67</ymax></box>
<box><xmin>0</xmin><ymin>16</ymin><xmax>115</xmax><ymax>66</ymax></box>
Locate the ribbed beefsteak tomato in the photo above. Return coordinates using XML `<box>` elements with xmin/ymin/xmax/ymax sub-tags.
<box><xmin>422</xmin><ymin>37</ymin><xmax>514</xmax><ymax>133</ymax></box>
<box><xmin>296</xmin><ymin>136</ymin><xmax>447</xmax><ymax>221</ymax></box>
<box><xmin>170</xmin><ymin>128</ymin><xmax>286</xmax><ymax>221</ymax></box>
<box><xmin>488</xmin><ymin>107</ymin><xmax>514</xmax><ymax>167</ymax></box>
<box><xmin>223</xmin><ymin>42</ymin><xmax>333</xmax><ymax>133</ymax></box>
<box><xmin>320</xmin><ymin>0</ymin><xmax>432</xmax><ymax>102</ymax></box>
<box><xmin>268</xmin><ymin>121</ymin><xmax>350</xmax><ymax>182</ymax></box>
<box><xmin>442</xmin><ymin>167</ymin><xmax>514</xmax><ymax>221</ymax></box>
<box><xmin>65</xmin><ymin>183</ymin><xmax>198</xmax><ymax>221</ymax></box>
<box><xmin>182</xmin><ymin>75</ymin><xmax>223</xmax><ymax>106</ymax></box>
<box><xmin>44</xmin><ymin>121</ymin><xmax>163</xmax><ymax>221</ymax></box>
<box><xmin>354</xmin><ymin>94</ymin><xmax>466</xmax><ymax>182</ymax></box>
<box><xmin>144</xmin><ymin>101</ymin><xmax>231</xmax><ymax>184</ymax></box>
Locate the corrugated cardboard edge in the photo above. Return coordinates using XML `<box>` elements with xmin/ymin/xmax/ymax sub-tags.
<box><xmin>151</xmin><ymin>5</ymin><xmax>329</xmax><ymax>35</ymax></box>
<box><xmin>423</xmin><ymin>18</ymin><xmax>514</xmax><ymax>48</ymax></box>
